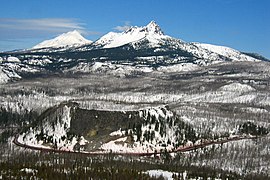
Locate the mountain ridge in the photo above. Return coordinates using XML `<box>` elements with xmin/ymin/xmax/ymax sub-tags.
<box><xmin>0</xmin><ymin>21</ymin><xmax>269</xmax><ymax>84</ymax></box>
<box><xmin>27</xmin><ymin>21</ymin><xmax>267</xmax><ymax>64</ymax></box>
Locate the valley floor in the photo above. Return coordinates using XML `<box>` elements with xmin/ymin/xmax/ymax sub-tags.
<box><xmin>0</xmin><ymin>61</ymin><xmax>270</xmax><ymax>179</ymax></box>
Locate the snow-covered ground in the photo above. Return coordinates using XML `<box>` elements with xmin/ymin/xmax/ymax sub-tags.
<box><xmin>0</xmin><ymin>59</ymin><xmax>269</xmax><ymax>177</ymax></box>
<box><xmin>145</xmin><ymin>169</ymin><xmax>177</xmax><ymax>180</ymax></box>
<box><xmin>20</xmin><ymin>168</ymin><xmax>38</xmax><ymax>174</ymax></box>
<box><xmin>218</xmin><ymin>82</ymin><xmax>255</xmax><ymax>92</ymax></box>
<box><xmin>68</xmin><ymin>61</ymin><xmax>154</xmax><ymax>77</ymax></box>
<box><xmin>157</xmin><ymin>63</ymin><xmax>198</xmax><ymax>72</ymax></box>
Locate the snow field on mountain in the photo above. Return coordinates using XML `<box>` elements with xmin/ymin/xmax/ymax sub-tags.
<box><xmin>195</xmin><ymin>43</ymin><xmax>259</xmax><ymax>62</ymax></box>
<box><xmin>95</xmin><ymin>21</ymin><xmax>168</xmax><ymax>48</ymax></box>
<box><xmin>102</xmin><ymin>30</ymin><xmax>146</xmax><ymax>48</ymax></box>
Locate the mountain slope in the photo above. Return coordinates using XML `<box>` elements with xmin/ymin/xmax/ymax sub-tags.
<box><xmin>194</xmin><ymin>43</ymin><xmax>259</xmax><ymax>62</ymax></box>
<box><xmin>32</xmin><ymin>30</ymin><xmax>92</xmax><ymax>49</ymax></box>
<box><xmin>241</xmin><ymin>52</ymin><xmax>270</xmax><ymax>62</ymax></box>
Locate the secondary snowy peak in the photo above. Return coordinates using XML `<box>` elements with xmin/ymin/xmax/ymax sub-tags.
<box><xmin>32</xmin><ymin>30</ymin><xmax>92</xmax><ymax>49</ymax></box>
<box><xmin>94</xmin><ymin>21</ymin><xmax>169</xmax><ymax>48</ymax></box>
<box><xmin>194</xmin><ymin>43</ymin><xmax>259</xmax><ymax>62</ymax></box>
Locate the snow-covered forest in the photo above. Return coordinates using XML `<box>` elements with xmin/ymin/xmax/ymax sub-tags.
<box><xmin>0</xmin><ymin>60</ymin><xmax>269</xmax><ymax>179</ymax></box>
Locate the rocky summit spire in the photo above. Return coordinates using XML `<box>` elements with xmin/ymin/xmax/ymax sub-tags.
<box><xmin>145</xmin><ymin>21</ymin><xmax>164</xmax><ymax>35</ymax></box>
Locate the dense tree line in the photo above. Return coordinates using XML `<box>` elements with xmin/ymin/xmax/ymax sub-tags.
<box><xmin>238</xmin><ymin>121</ymin><xmax>269</xmax><ymax>136</ymax></box>
<box><xmin>0</xmin><ymin>107</ymin><xmax>38</xmax><ymax>127</ymax></box>
<box><xmin>0</xmin><ymin>144</ymin><xmax>251</xmax><ymax>180</ymax></box>
<box><xmin>0</xmin><ymin>107</ymin><xmax>38</xmax><ymax>143</ymax></box>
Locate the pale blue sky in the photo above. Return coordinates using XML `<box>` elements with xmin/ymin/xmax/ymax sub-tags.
<box><xmin>0</xmin><ymin>0</ymin><xmax>269</xmax><ymax>58</ymax></box>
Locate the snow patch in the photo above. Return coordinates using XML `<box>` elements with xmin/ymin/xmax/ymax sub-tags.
<box><xmin>145</xmin><ymin>169</ymin><xmax>176</xmax><ymax>180</ymax></box>
<box><xmin>7</xmin><ymin>56</ymin><xmax>21</xmax><ymax>63</ymax></box>
<box><xmin>109</xmin><ymin>129</ymin><xmax>125</xmax><ymax>136</ymax></box>
<box><xmin>20</xmin><ymin>168</ymin><xmax>38</xmax><ymax>174</ymax></box>
<box><xmin>219</xmin><ymin>83</ymin><xmax>255</xmax><ymax>92</ymax></box>
<box><xmin>157</xmin><ymin>63</ymin><xmax>198</xmax><ymax>72</ymax></box>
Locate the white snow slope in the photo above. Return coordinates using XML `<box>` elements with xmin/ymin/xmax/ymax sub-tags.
<box><xmin>32</xmin><ymin>30</ymin><xmax>92</xmax><ymax>49</ymax></box>
<box><xmin>194</xmin><ymin>43</ymin><xmax>259</xmax><ymax>62</ymax></box>
<box><xmin>94</xmin><ymin>21</ymin><xmax>171</xmax><ymax>48</ymax></box>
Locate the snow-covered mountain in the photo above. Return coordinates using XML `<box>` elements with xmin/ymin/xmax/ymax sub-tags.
<box><xmin>32</xmin><ymin>30</ymin><xmax>92</xmax><ymax>49</ymax></box>
<box><xmin>93</xmin><ymin>21</ymin><xmax>171</xmax><ymax>48</ymax></box>
<box><xmin>89</xmin><ymin>21</ymin><xmax>260</xmax><ymax>65</ymax></box>
<box><xmin>23</xmin><ymin>21</ymin><xmax>266</xmax><ymax>65</ymax></box>
<box><xmin>0</xmin><ymin>20</ymin><xmax>269</xmax><ymax>84</ymax></box>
